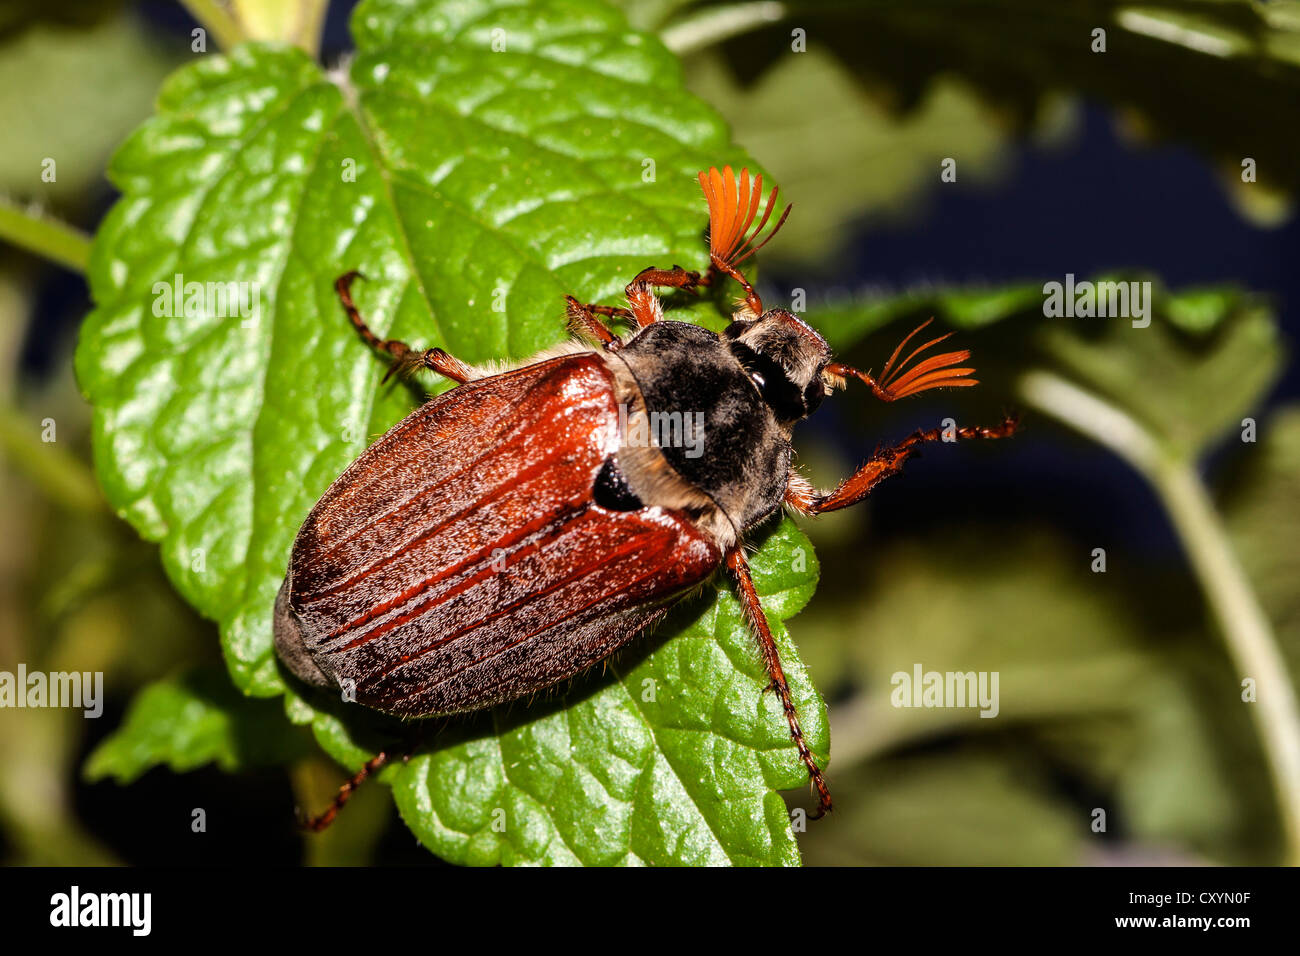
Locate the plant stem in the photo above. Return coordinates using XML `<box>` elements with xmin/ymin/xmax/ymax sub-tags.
<box><xmin>0</xmin><ymin>404</ymin><xmax>104</xmax><ymax>516</ymax></box>
<box><xmin>660</xmin><ymin>1</ymin><xmax>787</xmax><ymax>54</ymax></box>
<box><xmin>0</xmin><ymin>199</ymin><xmax>91</xmax><ymax>274</ymax></box>
<box><xmin>179</xmin><ymin>0</ymin><xmax>249</xmax><ymax>51</ymax></box>
<box><xmin>231</xmin><ymin>0</ymin><xmax>329</xmax><ymax>55</ymax></box>
<box><xmin>1019</xmin><ymin>368</ymin><xmax>1300</xmax><ymax>864</ymax></box>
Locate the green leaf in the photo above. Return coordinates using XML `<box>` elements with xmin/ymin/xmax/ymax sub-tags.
<box><xmin>84</xmin><ymin>668</ymin><xmax>312</xmax><ymax>784</ymax></box>
<box><xmin>0</xmin><ymin>10</ymin><xmax>179</xmax><ymax>204</ymax></box>
<box><xmin>76</xmin><ymin>0</ymin><xmax>827</xmax><ymax>865</ymax></box>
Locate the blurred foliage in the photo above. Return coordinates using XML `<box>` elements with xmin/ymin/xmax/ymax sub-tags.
<box><xmin>0</xmin><ymin>269</ymin><xmax>218</xmax><ymax>864</ymax></box>
<box><xmin>681</xmin><ymin>51</ymin><xmax>1017</xmax><ymax>263</ymax></box>
<box><xmin>0</xmin><ymin>0</ymin><xmax>1297</xmax><ymax>867</ymax></box>
<box><xmin>0</xmin><ymin>1</ymin><xmax>123</xmax><ymax>42</ymax></box>
<box><xmin>84</xmin><ymin>668</ymin><xmax>313</xmax><ymax>784</ymax></box>
<box><xmin>1224</xmin><ymin>407</ymin><xmax>1300</xmax><ymax>676</ymax></box>
<box><xmin>810</xmin><ymin>278</ymin><xmax>1285</xmax><ymax>458</ymax></box>
<box><xmin>619</xmin><ymin>0</ymin><xmax>1300</xmax><ymax>263</ymax></box>
<box><xmin>796</xmin><ymin>526</ymin><xmax>1279</xmax><ymax>864</ymax></box>
<box><xmin>785</xmin><ymin>279</ymin><xmax>1289</xmax><ymax>865</ymax></box>
<box><xmin>0</xmin><ymin>4</ymin><xmax>203</xmax><ymax>865</ymax></box>
<box><xmin>0</xmin><ymin>8</ymin><xmax>179</xmax><ymax>207</ymax></box>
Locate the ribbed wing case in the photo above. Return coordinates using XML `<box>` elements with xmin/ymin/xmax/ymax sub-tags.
<box><xmin>276</xmin><ymin>353</ymin><xmax>721</xmax><ymax>717</ymax></box>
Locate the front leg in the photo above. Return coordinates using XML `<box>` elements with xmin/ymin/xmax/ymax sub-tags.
<box><xmin>564</xmin><ymin>296</ymin><xmax>620</xmax><ymax>346</ymax></box>
<box><xmin>725</xmin><ymin>543</ymin><xmax>833</xmax><ymax>819</ymax></box>
<box><xmin>786</xmin><ymin>415</ymin><xmax>1019</xmax><ymax>515</ymax></box>
<box><xmin>629</xmin><ymin>264</ymin><xmax>712</xmax><ymax>297</ymax></box>
<box><xmin>336</xmin><ymin>272</ymin><xmax>473</xmax><ymax>385</ymax></box>
<box><xmin>564</xmin><ymin>264</ymin><xmax>714</xmax><ymax>339</ymax></box>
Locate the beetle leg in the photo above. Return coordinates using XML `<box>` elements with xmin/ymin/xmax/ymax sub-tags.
<box><xmin>298</xmin><ymin>750</ymin><xmax>389</xmax><ymax>833</ymax></box>
<box><xmin>623</xmin><ymin>263</ymin><xmax>721</xmax><ymax>327</ymax></box>
<box><xmin>629</xmin><ymin>264</ymin><xmax>709</xmax><ymax>295</ymax></box>
<box><xmin>562</xmin><ymin>278</ymin><xmax>659</xmax><ymax>334</ymax></box>
<box><xmin>564</xmin><ymin>296</ymin><xmax>619</xmax><ymax>346</ymax></box>
<box><xmin>626</xmin><ymin>265</ymin><xmax>721</xmax><ymax>326</ymax></box>
<box><xmin>383</xmin><ymin>347</ymin><xmax>474</xmax><ymax>386</ymax></box>
<box><xmin>623</xmin><ymin>280</ymin><xmax>664</xmax><ymax>329</ymax></box>
<box><xmin>785</xmin><ymin>414</ymin><xmax>1019</xmax><ymax>515</ymax></box>
<box><xmin>335</xmin><ymin>271</ymin><xmax>472</xmax><ymax>385</ymax></box>
<box><xmin>564</xmin><ymin>265</ymin><xmax>714</xmax><ymax>337</ymax></box>
<box><xmin>725</xmin><ymin>543</ymin><xmax>833</xmax><ymax>819</ymax></box>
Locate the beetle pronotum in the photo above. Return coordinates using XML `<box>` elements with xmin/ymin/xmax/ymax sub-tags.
<box><xmin>275</xmin><ymin>166</ymin><xmax>1018</xmax><ymax>830</ymax></box>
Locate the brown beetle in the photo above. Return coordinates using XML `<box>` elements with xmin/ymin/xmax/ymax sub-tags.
<box><xmin>275</xmin><ymin>166</ymin><xmax>1017</xmax><ymax>829</ymax></box>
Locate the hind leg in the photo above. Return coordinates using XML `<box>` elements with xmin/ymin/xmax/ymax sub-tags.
<box><xmin>725</xmin><ymin>544</ymin><xmax>832</xmax><ymax>818</ymax></box>
<box><xmin>335</xmin><ymin>272</ymin><xmax>473</xmax><ymax>385</ymax></box>
<box><xmin>785</xmin><ymin>415</ymin><xmax>1020</xmax><ymax>515</ymax></box>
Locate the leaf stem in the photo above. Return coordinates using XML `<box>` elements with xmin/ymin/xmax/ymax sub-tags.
<box><xmin>179</xmin><ymin>0</ymin><xmax>249</xmax><ymax>51</ymax></box>
<box><xmin>1019</xmin><ymin>368</ymin><xmax>1300</xmax><ymax>864</ymax></box>
<box><xmin>0</xmin><ymin>198</ymin><xmax>91</xmax><ymax>274</ymax></box>
<box><xmin>660</xmin><ymin>1</ymin><xmax>787</xmax><ymax>54</ymax></box>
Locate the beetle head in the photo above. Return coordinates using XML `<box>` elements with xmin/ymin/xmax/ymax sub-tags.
<box><xmin>698</xmin><ymin>167</ymin><xmax>836</xmax><ymax>423</ymax></box>
<box><xmin>724</xmin><ymin>309</ymin><xmax>833</xmax><ymax>424</ymax></box>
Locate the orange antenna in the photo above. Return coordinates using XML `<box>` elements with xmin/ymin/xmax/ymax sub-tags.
<box><xmin>698</xmin><ymin>165</ymin><xmax>792</xmax><ymax>315</ymax></box>
<box><xmin>827</xmin><ymin>319</ymin><xmax>978</xmax><ymax>402</ymax></box>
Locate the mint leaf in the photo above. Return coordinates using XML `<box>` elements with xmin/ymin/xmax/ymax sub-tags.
<box><xmin>84</xmin><ymin>669</ymin><xmax>311</xmax><ymax>784</ymax></box>
<box><xmin>77</xmin><ymin>0</ymin><xmax>827</xmax><ymax>865</ymax></box>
